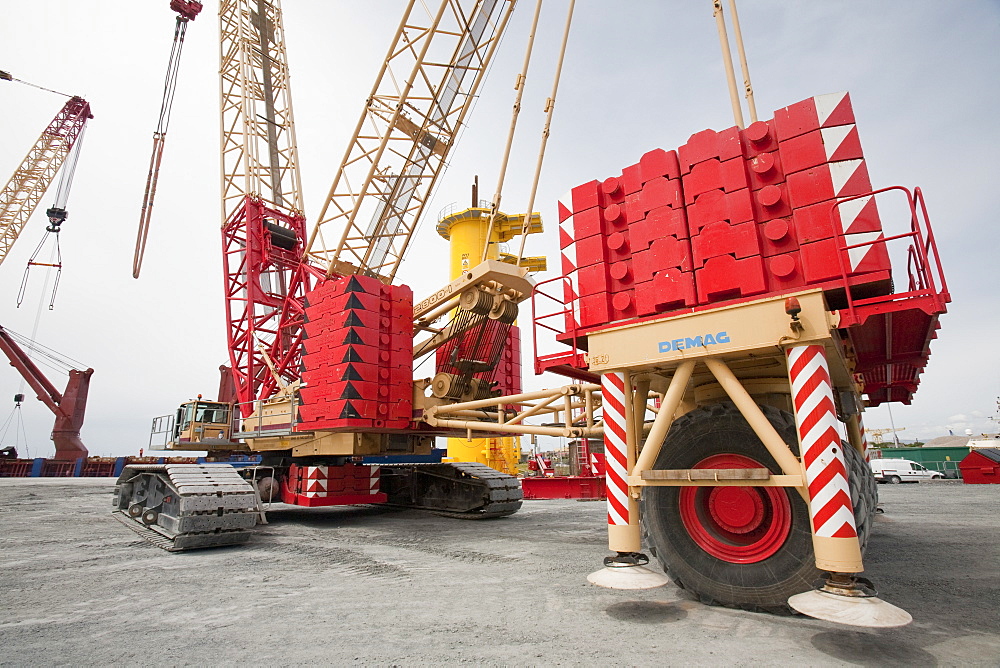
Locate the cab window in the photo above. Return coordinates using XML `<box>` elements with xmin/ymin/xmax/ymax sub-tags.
<box><xmin>179</xmin><ymin>403</ymin><xmax>195</xmax><ymax>430</ymax></box>
<box><xmin>194</xmin><ymin>403</ymin><xmax>229</xmax><ymax>424</ymax></box>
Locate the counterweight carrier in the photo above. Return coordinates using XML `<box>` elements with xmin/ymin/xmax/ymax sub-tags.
<box><xmin>531</xmin><ymin>91</ymin><xmax>948</xmax><ymax>626</ymax></box>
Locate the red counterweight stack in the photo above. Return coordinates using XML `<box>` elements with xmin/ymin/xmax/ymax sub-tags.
<box><xmin>681</xmin><ymin>126</ymin><xmax>766</xmax><ymax>303</ymax></box>
<box><xmin>298</xmin><ymin>275</ymin><xmax>413</xmax><ymax>431</ymax></box>
<box><xmin>556</xmin><ymin>91</ymin><xmax>893</xmax><ymax>333</ymax></box>
<box><xmin>492</xmin><ymin>325</ymin><xmax>523</xmax><ymax>396</ymax></box>
<box><xmin>629</xmin><ymin>148</ymin><xmax>697</xmax><ymax>317</ymax></box>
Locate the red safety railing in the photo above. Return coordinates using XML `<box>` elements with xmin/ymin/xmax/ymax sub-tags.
<box><xmin>41</xmin><ymin>460</ymin><xmax>77</xmax><ymax>477</ymax></box>
<box><xmin>0</xmin><ymin>460</ymin><xmax>33</xmax><ymax>477</ymax></box>
<box><xmin>531</xmin><ymin>275</ymin><xmax>586</xmax><ymax>376</ymax></box>
<box><xmin>832</xmin><ymin>186</ymin><xmax>950</xmax><ymax>328</ymax></box>
<box><xmin>80</xmin><ymin>458</ymin><xmax>118</xmax><ymax>477</ymax></box>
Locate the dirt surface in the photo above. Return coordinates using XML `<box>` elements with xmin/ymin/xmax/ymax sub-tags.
<box><xmin>1</xmin><ymin>478</ymin><xmax>998</xmax><ymax>666</ymax></box>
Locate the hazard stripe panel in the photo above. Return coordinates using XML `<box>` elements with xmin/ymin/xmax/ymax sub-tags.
<box><xmin>787</xmin><ymin>345</ymin><xmax>858</xmax><ymax>539</ymax></box>
<box><xmin>602</xmin><ymin>372</ymin><xmax>629</xmax><ymax>526</ymax></box>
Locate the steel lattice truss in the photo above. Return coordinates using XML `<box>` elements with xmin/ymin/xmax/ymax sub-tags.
<box><xmin>222</xmin><ymin>198</ymin><xmax>316</xmax><ymax>410</ymax></box>
<box><xmin>218</xmin><ymin>0</ymin><xmax>309</xmax><ymax>409</ymax></box>
<box><xmin>0</xmin><ymin>97</ymin><xmax>92</xmax><ymax>267</ymax></box>
<box><xmin>219</xmin><ymin>0</ymin><xmax>303</xmax><ymax>219</ymax></box>
<box><xmin>306</xmin><ymin>0</ymin><xmax>515</xmax><ymax>282</ymax></box>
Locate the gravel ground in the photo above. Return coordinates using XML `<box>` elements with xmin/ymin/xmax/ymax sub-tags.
<box><xmin>0</xmin><ymin>477</ymin><xmax>998</xmax><ymax>666</ymax></box>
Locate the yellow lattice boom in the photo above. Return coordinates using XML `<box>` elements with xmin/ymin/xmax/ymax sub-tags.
<box><xmin>0</xmin><ymin>96</ymin><xmax>92</xmax><ymax>266</ymax></box>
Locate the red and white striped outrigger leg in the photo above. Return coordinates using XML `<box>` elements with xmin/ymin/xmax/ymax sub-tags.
<box><xmin>786</xmin><ymin>344</ymin><xmax>864</xmax><ymax>572</ymax></box>
<box><xmin>602</xmin><ymin>371</ymin><xmax>640</xmax><ymax>553</ymax></box>
<box><xmin>858</xmin><ymin>417</ymin><xmax>870</xmax><ymax>462</ymax></box>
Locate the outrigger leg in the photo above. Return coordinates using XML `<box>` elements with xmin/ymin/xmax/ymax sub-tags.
<box><xmin>783</xmin><ymin>344</ymin><xmax>911</xmax><ymax>627</ymax></box>
<box><xmin>587</xmin><ymin>371</ymin><xmax>669</xmax><ymax>590</ymax></box>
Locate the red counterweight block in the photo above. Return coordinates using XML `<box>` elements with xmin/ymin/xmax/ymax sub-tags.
<box><xmin>376</xmin><ymin>283</ymin><xmax>413</xmax><ymax>429</ymax></box>
<box><xmin>557</xmin><ymin>189</ymin><xmax>583</xmax><ymax>330</ymax></box>
<box><xmin>633</xmin><ymin>236</ymin><xmax>692</xmax><ymax>282</ymax></box>
<box><xmin>635</xmin><ymin>268</ymin><xmax>696</xmax><ymax>315</ymax></box>
<box><xmin>682</xmin><ymin>157</ymin><xmax>750</xmax><ymax>205</ymax></box>
<box><xmin>559</xmin><ymin>180</ymin><xmax>601</xmax><ymax>218</ymax></box>
<box><xmin>604</xmin><ymin>229</ymin><xmax>632</xmax><ymax>264</ymax></box>
<box><xmin>763</xmin><ymin>252</ymin><xmax>807</xmax><ymax>294</ymax></box>
<box><xmin>679</xmin><ymin>126</ymin><xmax>744</xmax><ymax>174</ymax></box>
<box><xmin>578</xmin><ymin>293</ymin><xmax>612</xmax><ymax>329</ymax></box>
<box><xmin>639</xmin><ymin>148</ymin><xmax>681</xmax><ymax>183</ymax></box>
<box><xmin>601</xmin><ymin>197</ymin><xmax>630</xmax><ymax>237</ymax></box>
<box><xmin>691</xmin><ymin>220</ymin><xmax>761</xmax><ymax>268</ymax></box>
<box><xmin>786</xmin><ymin>159</ymin><xmax>873</xmax><ymax>210</ymax></box>
<box><xmin>577</xmin><ymin>263</ymin><xmax>610</xmax><ymax>298</ymax></box>
<box><xmin>773</xmin><ymin>91</ymin><xmax>856</xmax><ymax>142</ymax></box>
<box><xmin>779</xmin><ymin>124</ymin><xmax>864</xmax><ymax>175</ymax></box>
<box><xmin>695</xmin><ymin>254</ymin><xmax>766</xmax><ymax>303</ymax></box>
<box><xmin>283</xmin><ymin>463</ymin><xmax>386</xmax><ymax>507</ymax></box>
<box><xmin>741</xmin><ymin>120</ymin><xmax>779</xmax><ymax>157</ymax></box>
<box><xmin>560</xmin><ymin>256</ymin><xmax>580</xmax><ymax>331</ymax></box>
<box><xmin>574</xmin><ymin>229</ymin><xmax>607</xmax><ymax>269</ymax></box>
<box><xmin>757</xmin><ymin>217</ymin><xmax>799</xmax><ymax>257</ymax></box>
<box><xmin>793</xmin><ymin>193</ymin><xmax>883</xmax><ymax>244</ymax></box>
<box><xmin>620</xmin><ymin>162</ymin><xmax>642</xmax><ymax>195</ymax></box>
<box><xmin>745</xmin><ymin>151</ymin><xmax>785</xmax><ymax>191</ymax></box>
<box><xmin>575</xmin><ymin>226</ymin><xmax>637</xmax><ymax>325</ymax></box>
<box><xmin>599</xmin><ymin>176</ymin><xmax>627</xmax><ymax>208</ymax></box>
<box><xmin>630</xmin><ymin>205</ymin><xmax>689</xmax><ymax>252</ymax></box>
<box><xmin>638</xmin><ymin>176</ymin><xmax>683</xmax><ymax>215</ymax></box>
<box><xmin>799</xmin><ymin>236</ymin><xmax>892</xmax><ymax>285</ymax></box>
<box><xmin>687</xmin><ymin>189</ymin><xmax>754</xmax><ymax>235</ymax></box>
<box><xmin>609</xmin><ymin>289</ymin><xmax>637</xmax><ymax>321</ymax></box>
<box><xmin>752</xmin><ymin>183</ymin><xmax>793</xmax><ymax>220</ymax></box>
<box><xmin>569</xmin><ymin>206</ymin><xmax>603</xmax><ymax>241</ymax></box>
<box><xmin>493</xmin><ymin>326</ymin><xmax>523</xmax><ymax>397</ymax></box>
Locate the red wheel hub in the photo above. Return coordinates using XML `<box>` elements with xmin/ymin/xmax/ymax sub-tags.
<box><xmin>707</xmin><ymin>486</ymin><xmax>765</xmax><ymax>534</ymax></box>
<box><xmin>678</xmin><ymin>453</ymin><xmax>792</xmax><ymax>564</ymax></box>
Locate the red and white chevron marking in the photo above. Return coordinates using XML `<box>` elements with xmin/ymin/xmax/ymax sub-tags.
<box><xmin>557</xmin><ymin>190</ymin><xmax>581</xmax><ymax>327</ymax></box>
<box><xmin>295</xmin><ymin>465</ymin><xmax>381</xmax><ymax>498</ymax></box>
<box><xmin>787</xmin><ymin>345</ymin><xmax>858</xmax><ymax>539</ymax></box>
<box><xmin>858</xmin><ymin>417</ymin><xmax>870</xmax><ymax>463</ymax></box>
<box><xmin>602</xmin><ymin>372</ymin><xmax>629</xmax><ymax>526</ymax></box>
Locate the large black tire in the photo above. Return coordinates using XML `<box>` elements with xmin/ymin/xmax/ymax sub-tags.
<box><xmin>845</xmin><ymin>436</ymin><xmax>877</xmax><ymax>551</ymax></box>
<box><xmin>641</xmin><ymin>401</ymin><xmax>876</xmax><ymax>612</ymax></box>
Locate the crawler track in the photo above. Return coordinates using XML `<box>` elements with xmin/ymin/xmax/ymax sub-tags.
<box><xmin>380</xmin><ymin>462</ymin><xmax>523</xmax><ymax>518</ymax></box>
<box><xmin>112</xmin><ymin>464</ymin><xmax>260</xmax><ymax>551</ymax></box>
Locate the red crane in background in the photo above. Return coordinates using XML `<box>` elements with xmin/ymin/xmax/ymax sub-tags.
<box><xmin>132</xmin><ymin>0</ymin><xmax>204</xmax><ymax>278</ymax></box>
<box><xmin>0</xmin><ymin>85</ymin><xmax>92</xmax><ymax>268</ymax></box>
<box><xmin>0</xmin><ymin>75</ymin><xmax>94</xmax><ymax>461</ymax></box>
<box><xmin>0</xmin><ymin>326</ymin><xmax>93</xmax><ymax>461</ymax></box>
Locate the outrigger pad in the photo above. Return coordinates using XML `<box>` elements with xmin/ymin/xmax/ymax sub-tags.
<box><xmin>788</xmin><ymin>589</ymin><xmax>912</xmax><ymax>628</ymax></box>
<box><xmin>587</xmin><ymin>565</ymin><xmax>670</xmax><ymax>590</ymax></box>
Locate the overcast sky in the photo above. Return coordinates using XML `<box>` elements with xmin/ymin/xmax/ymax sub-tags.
<box><xmin>1</xmin><ymin>1</ymin><xmax>998</xmax><ymax>458</ymax></box>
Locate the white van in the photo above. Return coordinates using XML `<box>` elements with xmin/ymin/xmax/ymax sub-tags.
<box><xmin>869</xmin><ymin>458</ymin><xmax>943</xmax><ymax>484</ymax></box>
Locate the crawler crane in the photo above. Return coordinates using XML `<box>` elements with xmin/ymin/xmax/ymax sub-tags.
<box><xmin>114</xmin><ymin>0</ymin><xmax>532</xmax><ymax>549</ymax></box>
<box><xmin>114</xmin><ymin>1</ymin><xmax>950</xmax><ymax>629</ymax></box>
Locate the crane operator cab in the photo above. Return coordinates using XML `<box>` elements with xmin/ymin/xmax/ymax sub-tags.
<box><xmin>151</xmin><ymin>398</ymin><xmax>247</xmax><ymax>452</ymax></box>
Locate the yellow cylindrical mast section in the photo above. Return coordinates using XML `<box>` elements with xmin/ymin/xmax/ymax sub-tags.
<box><xmin>435</xmin><ymin>190</ymin><xmax>545</xmax><ymax>474</ymax></box>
